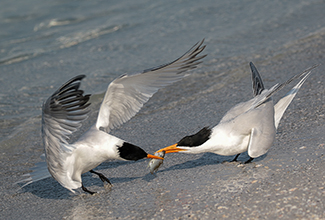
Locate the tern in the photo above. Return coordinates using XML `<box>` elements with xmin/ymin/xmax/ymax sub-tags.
<box><xmin>17</xmin><ymin>40</ymin><xmax>206</xmax><ymax>194</ymax></box>
<box><xmin>156</xmin><ymin>62</ymin><xmax>318</xmax><ymax>164</ymax></box>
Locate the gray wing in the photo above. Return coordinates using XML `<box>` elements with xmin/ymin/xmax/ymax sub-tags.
<box><xmin>220</xmin><ymin>62</ymin><xmax>265</xmax><ymax>123</ymax></box>
<box><xmin>247</xmin><ymin>126</ymin><xmax>276</xmax><ymax>158</ymax></box>
<box><xmin>240</xmin><ymin>101</ymin><xmax>276</xmax><ymax>158</ymax></box>
<box><xmin>42</xmin><ymin>75</ymin><xmax>90</xmax><ymax>177</ymax></box>
<box><xmin>250</xmin><ymin>62</ymin><xmax>265</xmax><ymax>96</ymax></box>
<box><xmin>219</xmin><ymin>99</ymin><xmax>254</xmax><ymax>123</ymax></box>
<box><xmin>96</xmin><ymin>39</ymin><xmax>206</xmax><ymax>132</ymax></box>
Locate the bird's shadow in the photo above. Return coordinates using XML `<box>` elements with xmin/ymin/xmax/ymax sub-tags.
<box><xmin>142</xmin><ymin>152</ymin><xmax>267</xmax><ymax>181</ymax></box>
<box><xmin>16</xmin><ymin>153</ymin><xmax>266</xmax><ymax>198</ymax></box>
<box><xmin>15</xmin><ymin>160</ymin><xmax>147</xmax><ymax>199</ymax></box>
<box><xmin>15</xmin><ymin>178</ymin><xmax>73</xmax><ymax>199</ymax></box>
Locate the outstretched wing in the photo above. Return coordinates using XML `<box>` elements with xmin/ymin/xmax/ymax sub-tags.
<box><xmin>42</xmin><ymin>75</ymin><xmax>90</xmax><ymax>178</ymax></box>
<box><xmin>96</xmin><ymin>39</ymin><xmax>207</xmax><ymax>132</ymax></box>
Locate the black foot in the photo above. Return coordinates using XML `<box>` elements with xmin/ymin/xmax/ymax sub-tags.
<box><xmin>82</xmin><ymin>184</ymin><xmax>96</xmax><ymax>195</ymax></box>
<box><xmin>90</xmin><ymin>170</ymin><xmax>112</xmax><ymax>185</ymax></box>
<box><xmin>231</xmin><ymin>154</ymin><xmax>240</xmax><ymax>162</ymax></box>
<box><xmin>244</xmin><ymin>157</ymin><xmax>254</xmax><ymax>164</ymax></box>
<box><xmin>222</xmin><ymin>154</ymin><xmax>240</xmax><ymax>163</ymax></box>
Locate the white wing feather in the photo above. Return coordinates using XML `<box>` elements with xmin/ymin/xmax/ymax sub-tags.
<box><xmin>96</xmin><ymin>40</ymin><xmax>206</xmax><ymax>132</ymax></box>
<box><xmin>42</xmin><ymin>75</ymin><xmax>90</xmax><ymax>180</ymax></box>
<box><xmin>16</xmin><ymin>76</ymin><xmax>91</xmax><ymax>188</ymax></box>
<box><xmin>274</xmin><ymin>71</ymin><xmax>312</xmax><ymax>129</ymax></box>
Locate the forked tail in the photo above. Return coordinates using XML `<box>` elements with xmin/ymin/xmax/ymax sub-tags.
<box><xmin>274</xmin><ymin>71</ymin><xmax>312</xmax><ymax>129</ymax></box>
<box><xmin>252</xmin><ymin>64</ymin><xmax>318</xmax><ymax>109</ymax></box>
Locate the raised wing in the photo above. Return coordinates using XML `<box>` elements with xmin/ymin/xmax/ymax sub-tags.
<box><xmin>250</xmin><ymin>62</ymin><xmax>265</xmax><ymax>96</ymax></box>
<box><xmin>96</xmin><ymin>39</ymin><xmax>206</xmax><ymax>132</ymax></box>
<box><xmin>42</xmin><ymin>75</ymin><xmax>90</xmax><ymax>178</ymax></box>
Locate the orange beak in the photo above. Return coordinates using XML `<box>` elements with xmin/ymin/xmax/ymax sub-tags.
<box><xmin>147</xmin><ymin>154</ymin><xmax>164</xmax><ymax>160</ymax></box>
<box><xmin>156</xmin><ymin>143</ymin><xmax>187</xmax><ymax>154</ymax></box>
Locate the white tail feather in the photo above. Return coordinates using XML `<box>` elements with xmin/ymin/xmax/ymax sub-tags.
<box><xmin>274</xmin><ymin>71</ymin><xmax>312</xmax><ymax>129</ymax></box>
<box><xmin>15</xmin><ymin>160</ymin><xmax>51</xmax><ymax>188</ymax></box>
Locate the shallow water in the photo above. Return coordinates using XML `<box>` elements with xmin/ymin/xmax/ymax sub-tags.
<box><xmin>1</xmin><ymin>0</ymin><xmax>324</xmax><ymax>144</ymax></box>
<box><xmin>0</xmin><ymin>0</ymin><xmax>325</xmax><ymax>219</ymax></box>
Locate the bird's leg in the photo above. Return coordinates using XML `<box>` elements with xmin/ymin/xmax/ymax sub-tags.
<box><xmin>244</xmin><ymin>157</ymin><xmax>254</xmax><ymax>164</ymax></box>
<box><xmin>82</xmin><ymin>184</ymin><xmax>96</xmax><ymax>195</ymax></box>
<box><xmin>222</xmin><ymin>153</ymin><xmax>241</xmax><ymax>164</ymax></box>
<box><xmin>90</xmin><ymin>170</ymin><xmax>112</xmax><ymax>185</ymax></box>
<box><xmin>231</xmin><ymin>154</ymin><xmax>240</xmax><ymax>162</ymax></box>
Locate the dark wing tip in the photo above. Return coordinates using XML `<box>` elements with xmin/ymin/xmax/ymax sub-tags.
<box><xmin>142</xmin><ymin>39</ymin><xmax>207</xmax><ymax>74</ymax></box>
<box><xmin>55</xmin><ymin>75</ymin><xmax>86</xmax><ymax>94</ymax></box>
<box><xmin>250</xmin><ymin>62</ymin><xmax>265</xmax><ymax>96</ymax></box>
<box><xmin>44</xmin><ymin>75</ymin><xmax>90</xmax><ymax>119</ymax></box>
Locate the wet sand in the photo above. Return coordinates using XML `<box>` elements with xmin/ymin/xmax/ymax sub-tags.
<box><xmin>1</xmin><ymin>32</ymin><xmax>325</xmax><ymax>219</ymax></box>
